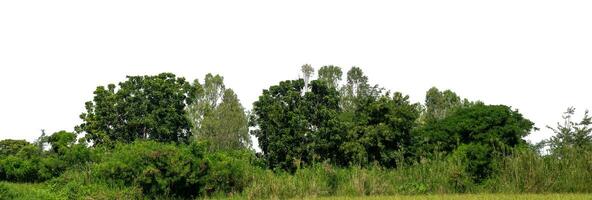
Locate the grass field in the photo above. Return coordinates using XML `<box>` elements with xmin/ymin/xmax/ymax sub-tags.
<box><xmin>0</xmin><ymin>182</ymin><xmax>64</xmax><ymax>200</ymax></box>
<box><xmin>311</xmin><ymin>194</ymin><xmax>592</xmax><ymax>200</ymax></box>
<box><xmin>3</xmin><ymin>182</ymin><xmax>592</xmax><ymax>200</ymax></box>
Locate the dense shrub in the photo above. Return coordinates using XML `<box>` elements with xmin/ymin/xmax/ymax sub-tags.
<box><xmin>203</xmin><ymin>150</ymin><xmax>255</xmax><ymax>196</ymax></box>
<box><xmin>92</xmin><ymin>141</ymin><xmax>207</xmax><ymax>197</ymax></box>
<box><xmin>91</xmin><ymin>140</ymin><xmax>256</xmax><ymax>198</ymax></box>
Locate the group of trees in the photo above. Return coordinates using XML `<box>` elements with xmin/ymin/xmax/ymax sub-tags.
<box><xmin>250</xmin><ymin>65</ymin><xmax>538</xmax><ymax>181</ymax></box>
<box><xmin>76</xmin><ymin>72</ymin><xmax>250</xmax><ymax>151</ymax></box>
<box><xmin>1</xmin><ymin>65</ymin><xmax>592</xmax><ymax>198</ymax></box>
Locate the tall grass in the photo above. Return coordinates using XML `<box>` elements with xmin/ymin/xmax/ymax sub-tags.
<box><xmin>3</xmin><ymin>149</ymin><xmax>592</xmax><ymax>199</ymax></box>
<box><xmin>241</xmin><ymin>160</ymin><xmax>472</xmax><ymax>199</ymax></box>
<box><xmin>484</xmin><ymin>149</ymin><xmax>592</xmax><ymax>193</ymax></box>
<box><xmin>240</xmin><ymin>149</ymin><xmax>592</xmax><ymax>199</ymax></box>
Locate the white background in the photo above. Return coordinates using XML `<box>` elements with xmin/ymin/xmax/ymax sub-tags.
<box><xmin>1</xmin><ymin>1</ymin><xmax>591</xmax><ymax>149</ymax></box>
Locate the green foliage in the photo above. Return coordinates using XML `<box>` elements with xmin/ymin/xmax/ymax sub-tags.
<box><xmin>93</xmin><ymin>141</ymin><xmax>207</xmax><ymax>197</ymax></box>
<box><xmin>422</xmin><ymin>87</ymin><xmax>471</xmax><ymax>123</ymax></box>
<box><xmin>251</xmin><ymin>79</ymin><xmax>316</xmax><ymax>170</ymax></box>
<box><xmin>0</xmin><ymin>140</ymin><xmax>30</xmax><ymax>157</ymax></box>
<box><xmin>203</xmin><ymin>151</ymin><xmax>256</xmax><ymax>196</ymax></box>
<box><xmin>0</xmin><ymin>131</ymin><xmax>94</xmax><ymax>183</ymax></box>
<box><xmin>415</xmin><ymin>104</ymin><xmax>534</xmax><ymax>157</ymax></box>
<box><xmin>318</xmin><ymin>65</ymin><xmax>343</xmax><ymax>89</ymax></box>
<box><xmin>77</xmin><ymin>73</ymin><xmax>196</xmax><ymax>145</ymax></box>
<box><xmin>342</xmin><ymin>92</ymin><xmax>421</xmax><ymax>167</ymax></box>
<box><xmin>414</xmin><ymin>104</ymin><xmax>534</xmax><ymax>181</ymax></box>
<box><xmin>200</xmin><ymin>89</ymin><xmax>251</xmax><ymax>151</ymax></box>
<box><xmin>4</xmin><ymin>69</ymin><xmax>591</xmax><ymax>199</ymax></box>
<box><xmin>544</xmin><ymin>107</ymin><xmax>592</xmax><ymax>156</ymax></box>
<box><xmin>485</xmin><ymin>148</ymin><xmax>592</xmax><ymax>193</ymax></box>
<box><xmin>252</xmin><ymin>78</ymin><xmax>347</xmax><ymax>170</ymax></box>
<box><xmin>187</xmin><ymin>74</ymin><xmax>250</xmax><ymax>151</ymax></box>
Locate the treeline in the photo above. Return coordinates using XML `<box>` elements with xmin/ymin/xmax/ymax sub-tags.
<box><xmin>1</xmin><ymin>65</ymin><xmax>591</xmax><ymax>199</ymax></box>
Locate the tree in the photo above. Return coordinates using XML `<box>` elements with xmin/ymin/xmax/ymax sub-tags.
<box><xmin>186</xmin><ymin>73</ymin><xmax>226</xmax><ymax>138</ymax></box>
<box><xmin>317</xmin><ymin>65</ymin><xmax>343</xmax><ymax>89</ymax></box>
<box><xmin>0</xmin><ymin>139</ymin><xmax>31</xmax><ymax>157</ymax></box>
<box><xmin>186</xmin><ymin>74</ymin><xmax>250</xmax><ymax>151</ymax></box>
<box><xmin>200</xmin><ymin>89</ymin><xmax>251</xmax><ymax>151</ymax></box>
<box><xmin>341</xmin><ymin>92</ymin><xmax>421</xmax><ymax>167</ymax></box>
<box><xmin>77</xmin><ymin>73</ymin><xmax>197</xmax><ymax>145</ymax></box>
<box><xmin>422</xmin><ymin>87</ymin><xmax>470</xmax><ymax>123</ymax></box>
<box><xmin>340</xmin><ymin>67</ymin><xmax>377</xmax><ymax>112</ymax></box>
<box><xmin>415</xmin><ymin>104</ymin><xmax>535</xmax><ymax>181</ymax></box>
<box><xmin>46</xmin><ymin>131</ymin><xmax>77</xmax><ymax>154</ymax></box>
<box><xmin>251</xmin><ymin>79</ymin><xmax>310</xmax><ymax>170</ymax></box>
<box><xmin>545</xmin><ymin>107</ymin><xmax>592</xmax><ymax>155</ymax></box>
<box><xmin>301</xmin><ymin>64</ymin><xmax>314</xmax><ymax>92</ymax></box>
<box><xmin>304</xmin><ymin>80</ymin><xmax>345</xmax><ymax>165</ymax></box>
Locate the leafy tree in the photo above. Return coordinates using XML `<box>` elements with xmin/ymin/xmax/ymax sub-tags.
<box><xmin>46</xmin><ymin>131</ymin><xmax>76</xmax><ymax>154</ymax></box>
<box><xmin>251</xmin><ymin>79</ymin><xmax>310</xmax><ymax>170</ymax></box>
<box><xmin>545</xmin><ymin>107</ymin><xmax>592</xmax><ymax>155</ymax></box>
<box><xmin>340</xmin><ymin>67</ymin><xmax>380</xmax><ymax>113</ymax></box>
<box><xmin>341</xmin><ymin>92</ymin><xmax>421</xmax><ymax>167</ymax></box>
<box><xmin>301</xmin><ymin>64</ymin><xmax>315</xmax><ymax>92</ymax></box>
<box><xmin>415</xmin><ymin>104</ymin><xmax>535</xmax><ymax>181</ymax></box>
<box><xmin>304</xmin><ymin>80</ymin><xmax>345</xmax><ymax>165</ymax></box>
<box><xmin>187</xmin><ymin>74</ymin><xmax>250</xmax><ymax>151</ymax></box>
<box><xmin>186</xmin><ymin>73</ymin><xmax>225</xmax><ymax>137</ymax></box>
<box><xmin>422</xmin><ymin>87</ymin><xmax>471</xmax><ymax>123</ymax></box>
<box><xmin>317</xmin><ymin>65</ymin><xmax>343</xmax><ymax>89</ymax></box>
<box><xmin>93</xmin><ymin>141</ymin><xmax>208</xmax><ymax>197</ymax></box>
<box><xmin>0</xmin><ymin>139</ymin><xmax>31</xmax><ymax>157</ymax></box>
<box><xmin>77</xmin><ymin>73</ymin><xmax>197</xmax><ymax>145</ymax></box>
<box><xmin>200</xmin><ymin>89</ymin><xmax>251</xmax><ymax>151</ymax></box>
<box><xmin>417</xmin><ymin>104</ymin><xmax>534</xmax><ymax>155</ymax></box>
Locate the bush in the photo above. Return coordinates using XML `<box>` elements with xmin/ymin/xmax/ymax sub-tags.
<box><xmin>449</xmin><ymin>143</ymin><xmax>494</xmax><ymax>183</ymax></box>
<box><xmin>92</xmin><ymin>141</ymin><xmax>207</xmax><ymax>197</ymax></box>
<box><xmin>0</xmin><ymin>182</ymin><xmax>15</xmax><ymax>200</ymax></box>
<box><xmin>203</xmin><ymin>150</ymin><xmax>256</xmax><ymax>196</ymax></box>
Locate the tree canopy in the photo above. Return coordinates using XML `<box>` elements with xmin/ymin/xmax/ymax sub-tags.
<box><xmin>76</xmin><ymin>73</ymin><xmax>197</xmax><ymax>145</ymax></box>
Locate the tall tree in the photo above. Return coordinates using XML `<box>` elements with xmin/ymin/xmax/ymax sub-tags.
<box><xmin>186</xmin><ymin>74</ymin><xmax>250</xmax><ymax>151</ymax></box>
<box><xmin>251</xmin><ymin>79</ymin><xmax>310</xmax><ymax>170</ymax></box>
<box><xmin>423</xmin><ymin>87</ymin><xmax>470</xmax><ymax>123</ymax></box>
<box><xmin>414</xmin><ymin>103</ymin><xmax>534</xmax><ymax>181</ymax></box>
<box><xmin>0</xmin><ymin>139</ymin><xmax>31</xmax><ymax>157</ymax></box>
<box><xmin>76</xmin><ymin>73</ymin><xmax>197</xmax><ymax>145</ymax></box>
<box><xmin>341</xmin><ymin>92</ymin><xmax>421</xmax><ymax>167</ymax></box>
<box><xmin>545</xmin><ymin>107</ymin><xmax>592</xmax><ymax>155</ymax></box>
<box><xmin>301</xmin><ymin>64</ymin><xmax>314</xmax><ymax>92</ymax></box>
<box><xmin>186</xmin><ymin>73</ymin><xmax>226</xmax><ymax>137</ymax></box>
<box><xmin>341</xmin><ymin>67</ymin><xmax>372</xmax><ymax>112</ymax></box>
<box><xmin>200</xmin><ymin>89</ymin><xmax>251</xmax><ymax>151</ymax></box>
<box><xmin>317</xmin><ymin>65</ymin><xmax>343</xmax><ymax>89</ymax></box>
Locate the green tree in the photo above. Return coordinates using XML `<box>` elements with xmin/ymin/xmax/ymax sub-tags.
<box><xmin>77</xmin><ymin>73</ymin><xmax>197</xmax><ymax>145</ymax></box>
<box><xmin>545</xmin><ymin>107</ymin><xmax>592</xmax><ymax>155</ymax></box>
<box><xmin>422</xmin><ymin>87</ymin><xmax>470</xmax><ymax>123</ymax></box>
<box><xmin>46</xmin><ymin>131</ymin><xmax>77</xmax><ymax>154</ymax></box>
<box><xmin>340</xmin><ymin>67</ymin><xmax>378</xmax><ymax>113</ymax></box>
<box><xmin>200</xmin><ymin>89</ymin><xmax>251</xmax><ymax>151</ymax></box>
<box><xmin>251</xmin><ymin>79</ymin><xmax>310</xmax><ymax>170</ymax></box>
<box><xmin>304</xmin><ymin>80</ymin><xmax>345</xmax><ymax>165</ymax></box>
<box><xmin>415</xmin><ymin>104</ymin><xmax>535</xmax><ymax>181</ymax></box>
<box><xmin>301</xmin><ymin>64</ymin><xmax>315</xmax><ymax>92</ymax></box>
<box><xmin>186</xmin><ymin>74</ymin><xmax>250</xmax><ymax>151</ymax></box>
<box><xmin>186</xmin><ymin>73</ymin><xmax>225</xmax><ymax>138</ymax></box>
<box><xmin>341</xmin><ymin>92</ymin><xmax>421</xmax><ymax>167</ymax></box>
<box><xmin>0</xmin><ymin>139</ymin><xmax>31</xmax><ymax>157</ymax></box>
<box><xmin>317</xmin><ymin>65</ymin><xmax>343</xmax><ymax>89</ymax></box>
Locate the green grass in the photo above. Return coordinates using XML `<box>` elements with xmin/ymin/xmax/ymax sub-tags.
<box><xmin>2</xmin><ymin>182</ymin><xmax>592</xmax><ymax>200</ymax></box>
<box><xmin>0</xmin><ymin>182</ymin><xmax>65</xmax><ymax>200</ymax></box>
<box><xmin>311</xmin><ymin>194</ymin><xmax>592</xmax><ymax>200</ymax></box>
